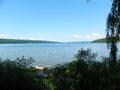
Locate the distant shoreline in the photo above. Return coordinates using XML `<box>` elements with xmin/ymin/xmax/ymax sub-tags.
<box><xmin>0</xmin><ymin>38</ymin><xmax>91</xmax><ymax>44</ymax></box>
<box><xmin>92</xmin><ymin>38</ymin><xmax>120</xmax><ymax>43</ymax></box>
<box><xmin>0</xmin><ymin>38</ymin><xmax>59</xmax><ymax>44</ymax></box>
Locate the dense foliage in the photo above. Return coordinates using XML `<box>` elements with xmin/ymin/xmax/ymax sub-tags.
<box><xmin>106</xmin><ymin>0</ymin><xmax>120</xmax><ymax>65</ymax></box>
<box><xmin>0</xmin><ymin>57</ymin><xmax>50</xmax><ymax>90</ymax></box>
<box><xmin>47</xmin><ymin>49</ymin><xmax>120</xmax><ymax>90</ymax></box>
<box><xmin>1</xmin><ymin>49</ymin><xmax>120</xmax><ymax>90</ymax></box>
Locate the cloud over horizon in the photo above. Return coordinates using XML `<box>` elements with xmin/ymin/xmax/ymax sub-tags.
<box><xmin>0</xmin><ymin>33</ymin><xmax>105</xmax><ymax>42</ymax></box>
<box><xmin>0</xmin><ymin>34</ymin><xmax>57</xmax><ymax>41</ymax></box>
<box><xmin>0</xmin><ymin>34</ymin><xmax>44</xmax><ymax>40</ymax></box>
<box><xmin>73</xmin><ymin>33</ymin><xmax>105</xmax><ymax>41</ymax></box>
<box><xmin>0</xmin><ymin>34</ymin><xmax>9</xmax><ymax>39</ymax></box>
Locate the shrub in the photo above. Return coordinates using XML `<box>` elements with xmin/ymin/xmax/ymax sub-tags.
<box><xmin>0</xmin><ymin>57</ymin><xmax>48</xmax><ymax>90</ymax></box>
<box><xmin>75</xmin><ymin>48</ymin><xmax>97</xmax><ymax>62</ymax></box>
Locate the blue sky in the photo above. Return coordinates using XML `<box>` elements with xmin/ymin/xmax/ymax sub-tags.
<box><xmin>0</xmin><ymin>0</ymin><xmax>112</xmax><ymax>41</ymax></box>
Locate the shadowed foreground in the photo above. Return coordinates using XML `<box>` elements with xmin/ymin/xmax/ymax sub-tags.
<box><xmin>0</xmin><ymin>49</ymin><xmax>120</xmax><ymax>90</ymax></box>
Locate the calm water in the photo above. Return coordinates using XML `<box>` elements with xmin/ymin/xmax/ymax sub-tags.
<box><xmin>0</xmin><ymin>43</ymin><xmax>113</xmax><ymax>66</ymax></box>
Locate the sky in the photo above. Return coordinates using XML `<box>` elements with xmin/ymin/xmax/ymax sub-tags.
<box><xmin>0</xmin><ymin>0</ymin><xmax>112</xmax><ymax>42</ymax></box>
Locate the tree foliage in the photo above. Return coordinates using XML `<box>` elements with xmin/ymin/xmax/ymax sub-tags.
<box><xmin>0</xmin><ymin>57</ymin><xmax>49</xmax><ymax>90</ymax></box>
<box><xmin>106</xmin><ymin>0</ymin><xmax>120</xmax><ymax>66</ymax></box>
<box><xmin>1</xmin><ymin>49</ymin><xmax>120</xmax><ymax>89</ymax></box>
<box><xmin>48</xmin><ymin>49</ymin><xmax>120</xmax><ymax>90</ymax></box>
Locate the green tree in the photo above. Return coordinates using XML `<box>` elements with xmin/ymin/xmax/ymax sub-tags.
<box><xmin>106</xmin><ymin>0</ymin><xmax>120</xmax><ymax>67</ymax></box>
<box><xmin>89</xmin><ymin>0</ymin><xmax>120</xmax><ymax>68</ymax></box>
<box><xmin>0</xmin><ymin>57</ymin><xmax>49</xmax><ymax>90</ymax></box>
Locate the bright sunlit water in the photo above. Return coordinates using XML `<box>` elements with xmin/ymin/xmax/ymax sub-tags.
<box><xmin>0</xmin><ymin>42</ymin><xmax>117</xmax><ymax>66</ymax></box>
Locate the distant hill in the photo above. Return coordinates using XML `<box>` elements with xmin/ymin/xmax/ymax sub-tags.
<box><xmin>92</xmin><ymin>38</ymin><xmax>106</xmax><ymax>43</ymax></box>
<box><xmin>0</xmin><ymin>38</ymin><xmax>58</xmax><ymax>44</ymax></box>
<box><xmin>92</xmin><ymin>38</ymin><xmax>120</xmax><ymax>43</ymax></box>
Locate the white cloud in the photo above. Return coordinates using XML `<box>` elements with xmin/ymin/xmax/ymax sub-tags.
<box><xmin>0</xmin><ymin>34</ymin><xmax>9</xmax><ymax>38</ymax></box>
<box><xmin>73</xmin><ymin>34</ymin><xmax>80</xmax><ymax>38</ymax></box>
<box><xmin>73</xmin><ymin>33</ymin><xmax>105</xmax><ymax>41</ymax></box>
<box><xmin>92</xmin><ymin>33</ymin><xmax>101</xmax><ymax>37</ymax></box>
<box><xmin>0</xmin><ymin>34</ymin><xmax>45</xmax><ymax>40</ymax></box>
<box><xmin>16</xmin><ymin>37</ymin><xmax>43</xmax><ymax>40</ymax></box>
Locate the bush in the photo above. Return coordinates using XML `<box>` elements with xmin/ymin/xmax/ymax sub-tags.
<box><xmin>0</xmin><ymin>57</ymin><xmax>49</xmax><ymax>90</ymax></box>
<box><xmin>48</xmin><ymin>49</ymin><xmax>112</xmax><ymax>90</ymax></box>
<box><xmin>1</xmin><ymin>49</ymin><xmax>120</xmax><ymax>90</ymax></box>
<box><xmin>75</xmin><ymin>48</ymin><xmax>97</xmax><ymax>62</ymax></box>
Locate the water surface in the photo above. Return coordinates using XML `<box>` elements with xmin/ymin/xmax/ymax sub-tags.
<box><xmin>0</xmin><ymin>43</ymin><xmax>111</xmax><ymax>66</ymax></box>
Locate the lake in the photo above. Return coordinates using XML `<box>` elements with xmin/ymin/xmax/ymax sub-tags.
<box><xmin>0</xmin><ymin>42</ymin><xmax>115</xmax><ymax>66</ymax></box>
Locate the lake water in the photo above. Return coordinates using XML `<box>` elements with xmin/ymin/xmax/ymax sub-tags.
<box><xmin>0</xmin><ymin>43</ymin><xmax>115</xmax><ymax>66</ymax></box>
